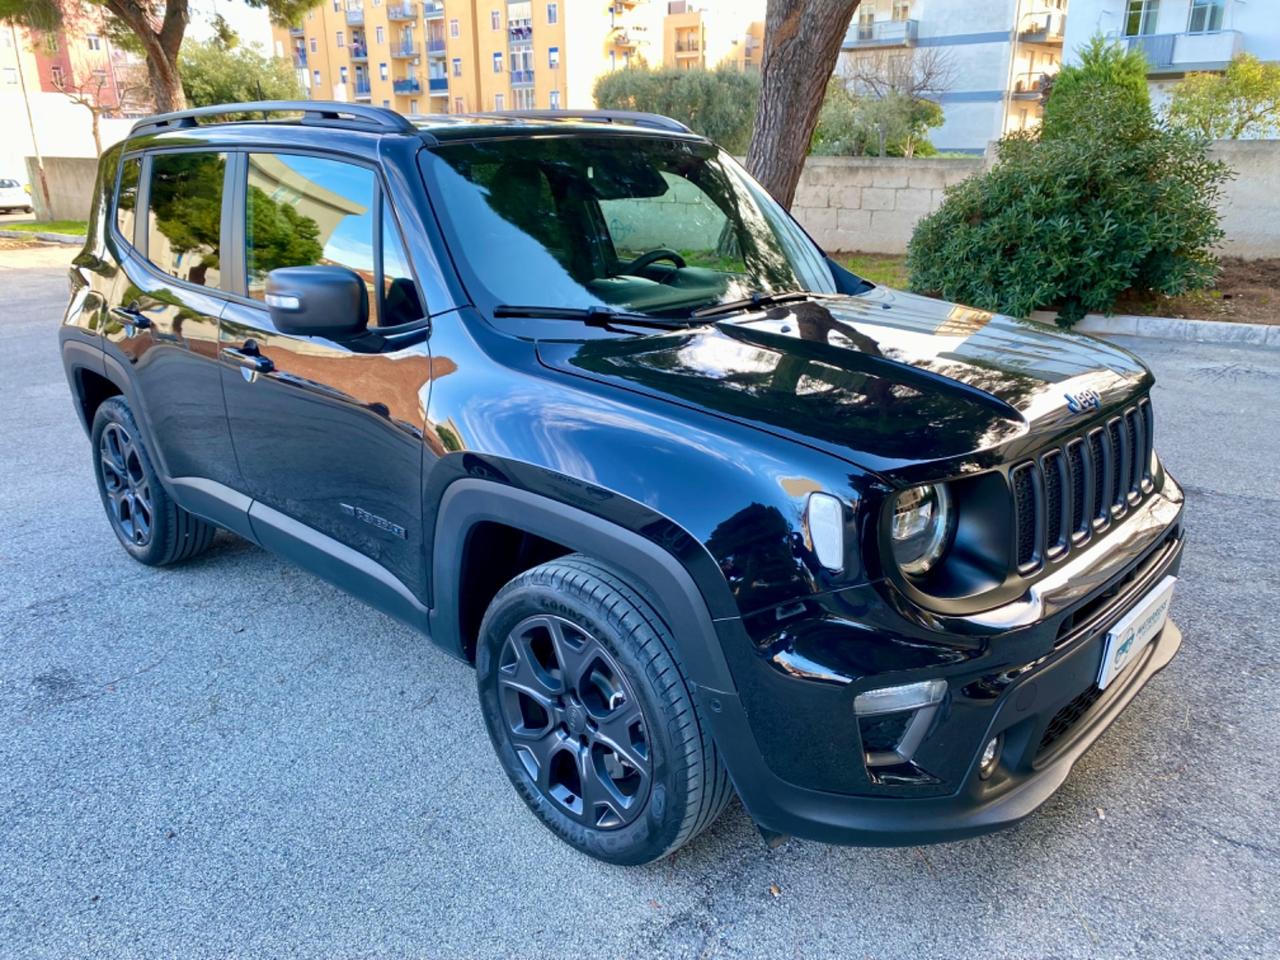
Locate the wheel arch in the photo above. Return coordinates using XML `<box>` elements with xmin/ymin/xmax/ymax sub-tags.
<box><xmin>429</xmin><ymin>478</ymin><xmax>738</xmax><ymax>696</ymax></box>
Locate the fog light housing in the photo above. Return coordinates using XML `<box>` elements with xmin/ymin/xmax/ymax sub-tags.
<box><xmin>854</xmin><ymin>679</ymin><xmax>948</xmax><ymax>767</ymax></box>
<box><xmin>979</xmin><ymin>735</ymin><xmax>1001</xmax><ymax>779</ymax></box>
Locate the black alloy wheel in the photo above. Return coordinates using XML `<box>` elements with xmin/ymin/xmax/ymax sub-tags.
<box><xmin>98</xmin><ymin>421</ymin><xmax>154</xmax><ymax>547</ymax></box>
<box><xmin>497</xmin><ymin>613</ymin><xmax>652</xmax><ymax>830</ymax></box>
<box><xmin>477</xmin><ymin>554</ymin><xmax>733</xmax><ymax>864</ymax></box>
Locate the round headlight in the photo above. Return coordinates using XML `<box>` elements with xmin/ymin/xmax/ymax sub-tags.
<box><xmin>890</xmin><ymin>484</ymin><xmax>955</xmax><ymax>575</ymax></box>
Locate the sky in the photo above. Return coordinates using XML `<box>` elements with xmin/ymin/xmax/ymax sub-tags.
<box><xmin>185</xmin><ymin>0</ymin><xmax>276</xmax><ymax>53</ymax></box>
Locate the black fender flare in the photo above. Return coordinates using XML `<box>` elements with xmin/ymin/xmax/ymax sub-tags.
<box><xmin>428</xmin><ymin>478</ymin><xmax>739</xmax><ymax>696</ymax></box>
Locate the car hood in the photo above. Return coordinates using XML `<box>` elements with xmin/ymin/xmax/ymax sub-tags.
<box><xmin>534</xmin><ymin>287</ymin><xmax>1153</xmax><ymax>478</ymax></box>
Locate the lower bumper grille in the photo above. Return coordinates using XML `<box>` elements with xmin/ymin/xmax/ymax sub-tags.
<box><xmin>1037</xmin><ymin>685</ymin><xmax>1103</xmax><ymax>756</ymax></box>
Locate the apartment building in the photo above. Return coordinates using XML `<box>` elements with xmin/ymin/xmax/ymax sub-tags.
<box><xmin>276</xmin><ymin>0</ymin><xmax>766</xmax><ymax>116</ymax></box>
<box><xmin>1063</xmin><ymin>0</ymin><xmax>1280</xmax><ymax>108</ymax></box>
<box><xmin>839</xmin><ymin>0</ymin><xmax>1069</xmax><ymax>152</ymax></box>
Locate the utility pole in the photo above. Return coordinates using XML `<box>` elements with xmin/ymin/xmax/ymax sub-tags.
<box><xmin>10</xmin><ymin>23</ymin><xmax>51</xmax><ymax>217</ymax></box>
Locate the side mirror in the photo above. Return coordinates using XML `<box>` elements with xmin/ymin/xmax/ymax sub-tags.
<box><xmin>265</xmin><ymin>266</ymin><xmax>368</xmax><ymax>338</ymax></box>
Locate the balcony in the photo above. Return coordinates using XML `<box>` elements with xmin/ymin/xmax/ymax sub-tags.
<box><xmin>842</xmin><ymin>18</ymin><xmax>918</xmax><ymax>49</ymax></box>
<box><xmin>1011</xmin><ymin>71</ymin><xmax>1050</xmax><ymax>99</ymax></box>
<box><xmin>394</xmin><ymin>75</ymin><xmax>421</xmax><ymax>94</ymax></box>
<box><xmin>390</xmin><ymin>41</ymin><xmax>419</xmax><ymax>58</ymax></box>
<box><xmin>427</xmin><ymin>36</ymin><xmax>446</xmax><ymax>55</ymax></box>
<box><xmin>1020</xmin><ymin>12</ymin><xmax>1065</xmax><ymax>45</ymax></box>
<box><xmin>674</xmin><ymin>39</ymin><xmax>700</xmax><ymax>54</ymax></box>
<box><xmin>423</xmin><ymin>1</ymin><xmax>444</xmax><ymax>17</ymax></box>
<box><xmin>349</xmin><ymin>44</ymin><xmax>368</xmax><ymax>61</ymax></box>
<box><xmin>344</xmin><ymin>7</ymin><xmax>364</xmax><ymax>25</ymax></box>
<box><xmin>387</xmin><ymin>3</ymin><xmax>417</xmax><ymax>20</ymax></box>
<box><xmin>1114</xmin><ymin>29</ymin><xmax>1243</xmax><ymax>75</ymax></box>
<box><xmin>611</xmin><ymin>29</ymin><xmax>638</xmax><ymax>48</ymax></box>
<box><xmin>429</xmin><ymin>75</ymin><xmax>448</xmax><ymax>92</ymax></box>
<box><xmin>289</xmin><ymin>24</ymin><xmax>304</xmax><ymax>37</ymax></box>
<box><xmin>353</xmin><ymin>77</ymin><xmax>372</xmax><ymax>100</ymax></box>
<box><xmin>508</xmin><ymin>18</ymin><xmax>533</xmax><ymax>41</ymax></box>
<box><xmin>292</xmin><ymin>49</ymin><xmax>307</xmax><ymax>67</ymax></box>
<box><xmin>511</xmin><ymin>68</ymin><xmax>534</xmax><ymax>85</ymax></box>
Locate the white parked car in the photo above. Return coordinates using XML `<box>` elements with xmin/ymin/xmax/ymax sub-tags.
<box><xmin>0</xmin><ymin>178</ymin><xmax>33</xmax><ymax>214</ymax></box>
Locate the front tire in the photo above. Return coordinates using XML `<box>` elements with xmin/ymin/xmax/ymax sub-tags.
<box><xmin>476</xmin><ymin>554</ymin><xmax>733</xmax><ymax>865</ymax></box>
<box><xmin>91</xmin><ymin>397</ymin><xmax>216</xmax><ymax>566</ymax></box>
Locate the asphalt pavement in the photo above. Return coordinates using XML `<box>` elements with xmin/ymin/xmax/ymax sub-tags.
<box><xmin>2</xmin><ymin>258</ymin><xmax>1277</xmax><ymax>959</ymax></box>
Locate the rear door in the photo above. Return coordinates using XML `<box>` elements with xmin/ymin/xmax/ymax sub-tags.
<box><xmin>103</xmin><ymin>148</ymin><xmax>242</xmax><ymax>498</ymax></box>
<box><xmin>218</xmin><ymin>149</ymin><xmax>432</xmax><ymax>601</ymax></box>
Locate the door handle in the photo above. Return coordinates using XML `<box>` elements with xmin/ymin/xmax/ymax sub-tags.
<box><xmin>221</xmin><ymin>344</ymin><xmax>275</xmax><ymax>374</ymax></box>
<box><xmin>109</xmin><ymin>305</ymin><xmax>151</xmax><ymax>329</ymax></box>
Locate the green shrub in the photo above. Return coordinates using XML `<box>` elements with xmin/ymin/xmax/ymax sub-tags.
<box><xmin>1041</xmin><ymin>36</ymin><xmax>1151</xmax><ymax>143</ymax></box>
<box><xmin>593</xmin><ymin>66</ymin><xmax>760</xmax><ymax>154</ymax></box>
<box><xmin>906</xmin><ymin>36</ymin><xmax>1231</xmax><ymax>327</ymax></box>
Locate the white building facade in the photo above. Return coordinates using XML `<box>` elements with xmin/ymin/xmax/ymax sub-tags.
<box><xmin>1062</xmin><ymin>0</ymin><xmax>1280</xmax><ymax>110</ymax></box>
<box><xmin>840</xmin><ymin>0</ymin><xmax>1069</xmax><ymax>153</ymax></box>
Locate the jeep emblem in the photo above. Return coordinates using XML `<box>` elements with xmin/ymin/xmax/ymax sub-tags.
<box><xmin>1065</xmin><ymin>388</ymin><xmax>1102</xmax><ymax>414</ymax></box>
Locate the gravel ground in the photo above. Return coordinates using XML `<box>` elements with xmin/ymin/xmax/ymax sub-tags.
<box><xmin>2</xmin><ymin>263</ymin><xmax>1277</xmax><ymax>959</ymax></box>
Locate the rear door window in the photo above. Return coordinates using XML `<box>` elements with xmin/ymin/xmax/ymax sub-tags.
<box><xmin>115</xmin><ymin>156</ymin><xmax>142</xmax><ymax>245</ymax></box>
<box><xmin>145</xmin><ymin>152</ymin><xmax>226</xmax><ymax>288</ymax></box>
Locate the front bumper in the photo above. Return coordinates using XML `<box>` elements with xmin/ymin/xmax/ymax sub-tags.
<box><xmin>703</xmin><ymin>483</ymin><xmax>1186</xmax><ymax>846</ymax></box>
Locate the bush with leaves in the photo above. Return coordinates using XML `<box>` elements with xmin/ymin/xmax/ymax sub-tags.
<box><xmin>1167</xmin><ymin>53</ymin><xmax>1280</xmax><ymax>139</ymax></box>
<box><xmin>906</xmin><ymin>36</ymin><xmax>1231</xmax><ymax>327</ymax></box>
<box><xmin>593</xmin><ymin>66</ymin><xmax>760</xmax><ymax>154</ymax></box>
<box><xmin>811</xmin><ymin>81</ymin><xmax>943</xmax><ymax>157</ymax></box>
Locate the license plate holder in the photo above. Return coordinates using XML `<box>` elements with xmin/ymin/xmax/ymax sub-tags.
<box><xmin>1097</xmin><ymin>575</ymin><xmax>1177</xmax><ymax>690</ymax></box>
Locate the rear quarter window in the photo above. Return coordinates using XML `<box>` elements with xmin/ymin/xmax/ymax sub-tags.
<box><xmin>115</xmin><ymin>157</ymin><xmax>142</xmax><ymax>245</ymax></box>
<box><xmin>145</xmin><ymin>152</ymin><xmax>226</xmax><ymax>288</ymax></box>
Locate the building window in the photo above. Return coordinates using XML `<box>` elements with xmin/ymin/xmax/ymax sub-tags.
<box><xmin>1188</xmin><ymin>0</ymin><xmax>1224</xmax><ymax>32</ymax></box>
<box><xmin>310</xmin><ymin>37</ymin><xmax>317</xmax><ymax>52</ymax></box>
<box><xmin>45</xmin><ymin>34</ymin><xmax>58</xmax><ymax>53</ymax></box>
<box><xmin>332</xmin><ymin>0</ymin><xmax>340</xmax><ymax>9</ymax></box>
<box><xmin>549</xmin><ymin>89</ymin><xmax>560</xmax><ymax>109</ymax></box>
<box><xmin>313</xmin><ymin>69</ymin><xmax>322</xmax><ymax>85</ymax></box>
<box><xmin>340</xmin><ymin>65</ymin><xmax>349</xmax><ymax>83</ymax></box>
<box><xmin>379</xmin><ymin>61</ymin><xmax>388</xmax><ymax>79</ymax></box>
<box><xmin>493</xmin><ymin>51</ymin><xmax>503</xmax><ymax>73</ymax></box>
<box><xmin>449</xmin><ymin>18</ymin><xmax>460</xmax><ymax>37</ymax></box>
<box><xmin>50</xmin><ymin>64</ymin><xmax>64</xmax><ymax>87</ymax></box>
<box><xmin>376</xmin><ymin>25</ymin><xmax>384</xmax><ymax>43</ymax></box>
<box><xmin>2</xmin><ymin>67</ymin><xmax>16</xmax><ymax>85</ymax></box>
<box><xmin>892</xmin><ymin>0</ymin><xmax>910</xmax><ymax>21</ymax></box>
<box><xmin>1124</xmin><ymin>0</ymin><xmax>1160</xmax><ymax>36</ymax></box>
<box><xmin>491</xmin><ymin>9</ymin><xmax>501</xmax><ymax>29</ymax></box>
<box><xmin>546</xmin><ymin>3</ymin><xmax>558</xmax><ymax>25</ymax></box>
<box><xmin>455</xmin><ymin>96</ymin><xmax>464</xmax><ymax>112</ymax></box>
<box><xmin>452</xmin><ymin>57</ymin><xmax>462</xmax><ymax>76</ymax></box>
<box><xmin>411</xmin><ymin>98</ymin><xmax>419</xmax><ymax>112</ymax></box>
<box><xmin>336</xmin><ymin>30</ymin><xmax>345</xmax><ymax>48</ymax></box>
<box><xmin>548</xmin><ymin>45</ymin><xmax>559</xmax><ymax>68</ymax></box>
<box><xmin>383</xmin><ymin>98</ymin><xmax>390</xmax><ymax>107</ymax></box>
<box><xmin>86</xmin><ymin>34</ymin><xmax>102</xmax><ymax>50</ymax></box>
<box><xmin>495</xmin><ymin>92</ymin><xmax>505</xmax><ymax>109</ymax></box>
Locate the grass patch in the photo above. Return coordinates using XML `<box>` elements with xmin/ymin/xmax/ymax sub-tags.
<box><xmin>841</xmin><ymin>252</ymin><xmax>909</xmax><ymax>289</ymax></box>
<box><xmin>3</xmin><ymin>220</ymin><xmax>87</xmax><ymax>236</ymax></box>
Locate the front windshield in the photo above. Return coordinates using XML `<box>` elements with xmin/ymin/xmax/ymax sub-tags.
<box><xmin>422</xmin><ymin>135</ymin><xmax>835</xmax><ymax>317</ymax></box>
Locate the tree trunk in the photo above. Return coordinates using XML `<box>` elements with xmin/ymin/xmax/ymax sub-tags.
<box><xmin>91</xmin><ymin>109</ymin><xmax>102</xmax><ymax>156</ymax></box>
<box><xmin>103</xmin><ymin>0</ymin><xmax>189</xmax><ymax>113</ymax></box>
<box><xmin>745</xmin><ymin>0</ymin><xmax>861</xmax><ymax>209</ymax></box>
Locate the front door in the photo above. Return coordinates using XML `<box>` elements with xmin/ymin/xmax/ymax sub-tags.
<box><xmin>218</xmin><ymin>150</ymin><xmax>431</xmax><ymax>600</ymax></box>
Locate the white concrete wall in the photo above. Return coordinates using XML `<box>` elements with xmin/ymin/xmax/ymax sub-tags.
<box><xmin>0</xmin><ymin>91</ymin><xmax>132</xmax><ymax>187</ymax></box>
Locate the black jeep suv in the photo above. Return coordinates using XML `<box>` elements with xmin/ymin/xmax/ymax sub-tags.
<box><xmin>59</xmin><ymin>102</ymin><xmax>1185</xmax><ymax>865</ymax></box>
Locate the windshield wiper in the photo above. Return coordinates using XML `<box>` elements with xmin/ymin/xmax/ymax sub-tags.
<box><xmin>492</xmin><ymin>304</ymin><xmax>694</xmax><ymax>330</ymax></box>
<box><xmin>690</xmin><ymin>290</ymin><xmax>817</xmax><ymax>320</ymax></box>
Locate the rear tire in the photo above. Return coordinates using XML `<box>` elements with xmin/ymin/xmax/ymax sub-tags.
<box><xmin>91</xmin><ymin>397</ymin><xmax>217</xmax><ymax>566</ymax></box>
<box><xmin>476</xmin><ymin>554</ymin><xmax>733</xmax><ymax>865</ymax></box>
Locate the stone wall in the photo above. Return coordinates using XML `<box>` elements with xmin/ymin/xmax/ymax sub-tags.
<box><xmin>788</xmin><ymin>144</ymin><xmax>1280</xmax><ymax>259</ymax></box>
<box><xmin>789</xmin><ymin>156</ymin><xmax>984</xmax><ymax>255</ymax></box>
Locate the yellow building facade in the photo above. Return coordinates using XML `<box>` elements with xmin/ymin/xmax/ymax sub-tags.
<box><xmin>275</xmin><ymin>0</ymin><xmax>764</xmax><ymax>116</ymax></box>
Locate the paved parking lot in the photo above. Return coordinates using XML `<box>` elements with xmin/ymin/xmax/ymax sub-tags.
<box><xmin>2</xmin><ymin>259</ymin><xmax>1277</xmax><ymax>959</ymax></box>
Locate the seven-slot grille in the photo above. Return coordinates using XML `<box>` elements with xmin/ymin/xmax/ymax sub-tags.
<box><xmin>1011</xmin><ymin>398</ymin><xmax>1154</xmax><ymax>573</ymax></box>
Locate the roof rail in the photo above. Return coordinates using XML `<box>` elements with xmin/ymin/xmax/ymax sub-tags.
<box><xmin>129</xmin><ymin>100</ymin><xmax>418</xmax><ymax>137</ymax></box>
<box><xmin>471</xmin><ymin>109</ymin><xmax>695</xmax><ymax>134</ymax></box>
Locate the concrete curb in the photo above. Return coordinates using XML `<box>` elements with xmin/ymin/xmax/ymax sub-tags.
<box><xmin>0</xmin><ymin>229</ymin><xmax>83</xmax><ymax>245</ymax></box>
<box><xmin>1031</xmin><ymin>310</ymin><xmax>1280</xmax><ymax>348</ymax></box>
